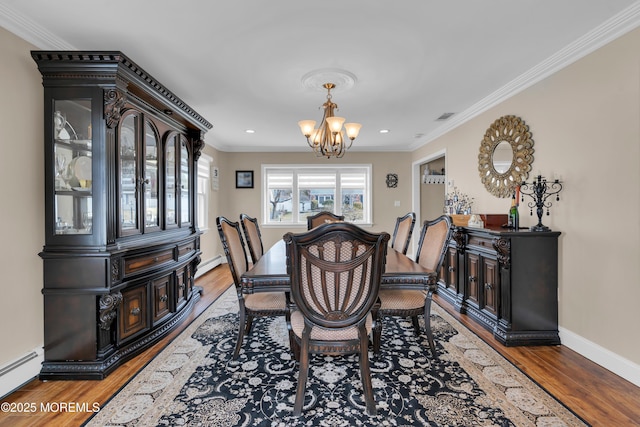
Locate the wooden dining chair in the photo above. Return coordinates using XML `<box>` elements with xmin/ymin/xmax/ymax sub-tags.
<box><xmin>216</xmin><ymin>216</ymin><xmax>288</xmax><ymax>359</ymax></box>
<box><xmin>390</xmin><ymin>212</ymin><xmax>416</xmax><ymax>255</ymax></box>
<box><xmin>306</xmin><ymin>211</ymin><xmax>345</xmax><ymax>230</ymax></box>
<box><xmin>373</xmin><ymin>215</ymin><xmax>452</xmax><ymax>357</ymax></box>
<box><xmin>240</xmin><ymin>213</ymin><xmax>264</xmax><ymax>264</ymax></box>
<box><xmin>284</xmin><ymin>223</ymin><xmax>390</xmax><ymax>416</ymax></box>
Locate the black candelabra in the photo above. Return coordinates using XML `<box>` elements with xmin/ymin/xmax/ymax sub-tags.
<box><xmin>519</xmin><ymin>175</ymin><xmax>563</xmax><ymax>232</ymax></box>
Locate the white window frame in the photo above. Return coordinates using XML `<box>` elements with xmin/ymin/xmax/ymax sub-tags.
<box><xmin>262</xmin><ymin>164</ymin><xmax>372</xmax><ymax>227</ymax></box>
<box><xmin>197</xmin><ymin>155</ymin><xmax>211</xmax><ymax>231</ymax></box>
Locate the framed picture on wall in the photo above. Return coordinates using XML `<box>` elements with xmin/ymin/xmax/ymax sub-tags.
<box><xmin>235</xmin><ymin>170</ymin><xmax>254</xmax><ymax>188</ymax></box>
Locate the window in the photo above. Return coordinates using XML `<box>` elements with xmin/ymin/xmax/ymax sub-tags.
<box><xmin>197</xmin><ymin>155</ymin><xmax>211</xmax><ymax>230</ymax></box>
<box><xmin>262</xmin><ymin>165</ymin><xmax>371</xmax><ymax>225</ymax></box>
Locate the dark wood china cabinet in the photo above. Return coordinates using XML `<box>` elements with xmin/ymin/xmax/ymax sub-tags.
<box><xmin>437</xmin><ymin>226</ymin><xmax>561</xmax><ymax>346</ymax></box>
<box><xmin>33</xmin><ymin>51</ymin><xmax>212</xmax><ymax>379</ymax></box>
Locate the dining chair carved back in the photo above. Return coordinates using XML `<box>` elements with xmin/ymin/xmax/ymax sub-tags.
<box><xmin>240</xmin><ymin>213</ymin><xmax>264</xmax><ymax>264</ymax></box>
<box><xmin>216</xmin><ymin>216</ymin><xmax>288</xmax><ymax>359</ymax></box>
<box><xmin>284</xmin><ymin>222</ymin><xmax>390</xmax><ymax>416</ymax></box>
<box><xmin>374</xmin><ymin>215</ymin><xmax>452</xmax><ymax>357</ymax></box>
<box><xmin>306</xmin><ymin>211</ymin><xmax>345</xmax><ymax>230</ymax></box>
<box><xmin>390</xmin><ymin>212</ymin><xmax>416</xmax><ymax>255</ymax></box>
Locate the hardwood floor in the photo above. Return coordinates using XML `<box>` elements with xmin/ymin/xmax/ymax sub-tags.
<box><xmin>1</xmin><ymin>264</ymin><xmax>638</xmax><ymax>426</ymax></box>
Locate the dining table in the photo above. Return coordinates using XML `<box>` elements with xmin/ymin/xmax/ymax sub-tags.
<box><xmin>241</xmin><ymin>238</ymin><xmax>436</xmax><ymax>293</ymax></box>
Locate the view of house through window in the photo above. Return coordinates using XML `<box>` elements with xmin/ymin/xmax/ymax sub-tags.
<box><xmin>263</xmin><ymin>165</ymin><xmax>371</xmax><ymax>225</ymax></box>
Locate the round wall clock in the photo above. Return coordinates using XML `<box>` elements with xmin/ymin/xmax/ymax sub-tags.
<box><xmin>386</xmin><ymin>173</ymin><xmax>398</xmax><ymax>188</ymax></box>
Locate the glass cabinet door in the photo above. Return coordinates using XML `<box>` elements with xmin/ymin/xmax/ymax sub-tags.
<box><xmin>53</xmin><ymin>99</ymin><xmax>92</xmax><ymax>235</ymax></box>
<box><xmin>165</xmin><ymin>134</ymin><xmax>177</xmax><ymax>227</ymax></box>
<box><xmin>179</xmin><ymin>136</ymin><xmax>191</xmax><ymax>226</ymax></box>
<box><xmin>119</xmin><ymin>113</ymin><xmax>139</xmax><ymax>235</ymax></box>
<box><xmin>144</xmin><ymin>121</ymin><xmax>160</xmax><ymax>231</ymax></box>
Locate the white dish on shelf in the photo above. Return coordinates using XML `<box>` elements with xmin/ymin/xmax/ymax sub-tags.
<box><xmin>71</xmin><ymin>187</ymin><xmax>91</xmax><ymax>192</ymax></box>
<box><xmin>70</xmin><ymin>156</ymin><xmax>92</xmax><ymax>181</ymax></box>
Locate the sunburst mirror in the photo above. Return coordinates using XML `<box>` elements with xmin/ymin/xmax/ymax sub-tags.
<box><xmin>478</xmin><ymin>115</ymin><xmax>534</xmax><ymax>198</ymax></box>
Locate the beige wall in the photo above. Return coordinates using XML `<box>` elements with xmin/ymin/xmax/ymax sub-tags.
<box><xmin>0</xmin><ymin>28</ymin><xmax>45</xmax><ymax>368</ymax></box>
<box><xmin>412</xmin><ymin>28</ymin><xmax>640</xmax><ymax>365</ymax></box>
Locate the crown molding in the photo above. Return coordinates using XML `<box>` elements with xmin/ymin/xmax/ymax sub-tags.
<box><xmin>0</xmin><ymin>4</ymin><xmax>75</xmax><ymax>50</ymax></box>
<box><xmin>411</xmin><ymin>1</ymin><xmax>640</xmax><ymax>151</ymax></box>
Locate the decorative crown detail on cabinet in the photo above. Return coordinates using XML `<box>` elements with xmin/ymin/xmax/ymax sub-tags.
<box><xmin>33</xmin><ymin>51</ymin><xmax>212</xmax><ymax>380</ymax></box>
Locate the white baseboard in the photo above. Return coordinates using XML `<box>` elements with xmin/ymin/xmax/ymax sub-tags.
<box><xmin>195</xmin><ymin>255</ymin><xmax>224</xmax><ymax>278</ymax></box>
<box><xmin>559</xmin><ymin>326</ymin><xmax>640</xmax><ymax>388</ymax></box>
<box><xmin>0</xmin><ymin>347</ymin><xmax>43</xmax><ymax>399</ymax></box>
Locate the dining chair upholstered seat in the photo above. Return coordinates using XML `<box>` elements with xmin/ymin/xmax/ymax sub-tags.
<box><xmin>374</xmin><ymin>215</ymin><xmax>452</xmax><ymax>357</ymax></box>
<box><xmin>240</xmin><ymin>213</ymin><xmax>264</xmax><ymax>264</ymax></box>
<box><xmin>306</xmin><ymin>211</ymin><xmax>345</xmax><ymax>230</ymax></box>
<box><xmin>390</xmin><ymin>212</ymin><xmax>416</xmax><ymax>255</ymax></box>
<box><xmin>216</xmin><ymin>216</ymin><xmax>288</xmax><ymax>360</ymax></box>
<box><xmin>284</xmin><ymin>222</ymin><xmax>390</xmax><ymax>416</ymax></box>
<box><xmin>290</xmin><ymin>310</ymin><xmax>374</xmax><ymax>341</ymax></box>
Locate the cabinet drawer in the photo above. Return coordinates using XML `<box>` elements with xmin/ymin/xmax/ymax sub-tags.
<box><xmin>178</xmin><ymin>242</ymin><xmax>196</xmax><ymax>259</ymax></box>
<box><xmin>124</xmin><ymin>248</ymin><xmax>174</xmax><ymax>276</ymax></box>
<box><xmin>119</xmin><ymin>284</ymin><xmax>149</xmax><ymax>341</ymax></box>
<box><xmin>468</xmin><ymin>235</ymin><xmax>494</xmax><ymax>250</ymax></box>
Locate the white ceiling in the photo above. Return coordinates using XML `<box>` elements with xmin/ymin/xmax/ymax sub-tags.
<box><xmin>2</xmin><ymin>1</ymin><xmax>639</xmax><ymax>153</ymax></box>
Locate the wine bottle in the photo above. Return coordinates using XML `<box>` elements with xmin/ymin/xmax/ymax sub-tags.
<box><xmin>509</xmin><ymin>191</ymin><xmax>520</xmax><ymax>230</ymax></box>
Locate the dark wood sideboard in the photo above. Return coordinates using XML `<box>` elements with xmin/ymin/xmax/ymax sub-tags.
<box><xmin>437</xmin><ymin>225</ymin><xmax>561</xmax><ymax>346</ymax></box>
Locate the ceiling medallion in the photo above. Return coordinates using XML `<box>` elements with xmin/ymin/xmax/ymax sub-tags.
<box><xmin>301</xmin><ymin>68</ymin><xmax>357</xmax><ymax>93</ymax></box>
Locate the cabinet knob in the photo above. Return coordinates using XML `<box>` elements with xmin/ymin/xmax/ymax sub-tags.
<box><xmin>131</xmin><ymin>307</ymin><xmax>141</xmax><ymax>316</ymax></box>
<box><xmin>469</xmin><ymin>275</ymin><xmax>476</xmax><ymax>282</ymax></box>
<box><xmin>160</xmin><ymin>294</ymin><xmax>168</xmax><ymax>302</ymax></box>
<box><xmin>448</xmin><ymin>266</ymin><xmax>455</xmax><ymax>272</ymax></box>
<box><xmin>180</xmin><ymin>284</ymin><xmax>185</xmax><ymax>290</ymax></box>
<box><xmin>485</xmin><ymin>283</ymin><xmax>492</xmax><ymax>290</ymax></box>
<box><xmin>154</xmin><ymin>257</ymin><xmax>159</xmax><ymax>262</ymax></box>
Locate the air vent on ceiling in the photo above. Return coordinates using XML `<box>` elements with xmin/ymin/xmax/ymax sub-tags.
<box><xmin>436</xmin><ymin>112</ymin><xmax>455</xmax><ymax>121</ymax></box>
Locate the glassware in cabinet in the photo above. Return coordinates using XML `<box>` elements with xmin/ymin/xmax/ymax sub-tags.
<box><xmin>53</xmin><ymin>99</ymin><xmax>92</xmax><ymax>235</ymax></box>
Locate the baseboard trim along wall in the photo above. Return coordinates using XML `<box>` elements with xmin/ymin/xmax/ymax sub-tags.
<box><xmin>559</xmin><ymin>326</ymin><xmax>640</xmax><ymax>388</ymax></box>
<box><xmin>195</xmin><ymin>255</ymin><xmax>223</xmax><ymax>279</ymax></box>
<box><xmin>0</xmin><ymin>347</ymin><xmax>44</xmax><ymax>400</ymax></box>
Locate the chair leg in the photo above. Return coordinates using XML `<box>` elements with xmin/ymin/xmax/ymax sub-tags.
<box><xmin>285</xmin><ymin>294</ymin><xmax>299</xmax><ymax>360</ymax></box>
<box><xmin>233</xmin><ymin>308</ymin><xmax>246</xmax><ymax>360</ymax></box>
<box><xmin>359</xmin><ymin>327</ymin><xmax>377</xmax><ymax>416</ymax></box>
<box><xmin>245</xmin><ymin>315</ymin><xmax>254</xmax><ymax>334</ymax></box>
<box><xmin>411</xmin><ymin>315</ymin><xmax>420</xmax><ymax>336</ymax></box>
<box><xmin>293</xmin><ymin>330</ymin><xmax>311</xmax><ymax>416</ymax></box>
<box><xmin>371</xmin><ymin>300</ymin><xmax>382</xmax><ymax>353</ymax></box>
<box><xmin>423</xmin><ymin>291</ymin><xmax>437</xmax><ymax>358</ymax></box>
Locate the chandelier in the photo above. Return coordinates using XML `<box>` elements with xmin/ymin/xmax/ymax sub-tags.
<box><xmin>298</xmin><ymin>83</ymin><xmax>361</xmax><ymax>158</ymax></box>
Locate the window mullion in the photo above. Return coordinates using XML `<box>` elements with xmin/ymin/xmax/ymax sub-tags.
<box><xmin>292</xmin><ymin>170</ymin><xmax>299</xmax><ymax>223</ymax></box>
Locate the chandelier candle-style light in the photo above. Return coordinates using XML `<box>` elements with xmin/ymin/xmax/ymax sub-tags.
<box><xmin>298</xmin><ymin>83</ymin><xmax>361</xmax><ymax>158</ymax></box>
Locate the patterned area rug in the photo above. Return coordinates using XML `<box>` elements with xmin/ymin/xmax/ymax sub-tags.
<box><xmin>85</xmin><ymin>287</ymin><xmax>587</xmax><ymax>426</ymax></box>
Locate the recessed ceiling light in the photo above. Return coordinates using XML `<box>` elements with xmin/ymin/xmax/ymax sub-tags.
<box><xmin>379</xmin><ymin>129</ymin><xmax>390</xmax><ymax>134</ymax></box>
<box><xmin>245</xmin><ymin>129</ymin><xmax>255</xmax><ymax>134</ymax></box>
